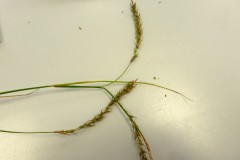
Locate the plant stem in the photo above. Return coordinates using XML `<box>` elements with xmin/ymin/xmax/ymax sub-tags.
<box><xmin>0</xmin><ymin>80</ymin><xmax>190</xmax><ymax>101</ymax></box>
<box><xmin>0</xmin><ymin>89</ymin><xmax>38</xmax><ymax>99</ymax></box>
<box><xmin>0</xmin><ymin>130</ymin><xmax>53</xmax><ymax>134</ymax></box>
<box><xmin>0</xmin><ymin>85</ymin><xmax>50</xmax><ymax>96</ymax></box>
<box><xmin>104</xmin><ymin>61</ymin><xmax>133</xmax><ymax>87</ymax></box>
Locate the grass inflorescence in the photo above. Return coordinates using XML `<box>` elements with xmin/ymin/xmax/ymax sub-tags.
<box><xmin>54</xmin><ymin>80</ymin><xmax>136</xmax><ymax>135</ymax></box>
<box><xmin>131</xmin><ymin>0</ymin><xmax>143</xmax><ymax>61</ymax></box>
<box><xmin>104</xmin><ymin>0</ymin><xmax>143</xmax><ymax>87</ymax></box>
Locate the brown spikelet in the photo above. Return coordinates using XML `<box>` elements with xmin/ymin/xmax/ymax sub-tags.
<box><xmin>129</xmin><ymin>116</ymin><xmax>153</xmax><ymax>160</ymax></box>
<box><xmin>115</xmin><ymin>79</ymin><xmax>136</xmax><ymax>101</ymax></box>
<box><xmin>54</xmin><ymin>80</ymin><xmax>136</xmax><ymax>135</ymax></box>
<box><xmin>131</xmin><ymin>0</ymin><xmax>143</xmax><ymax>60</ymax></box>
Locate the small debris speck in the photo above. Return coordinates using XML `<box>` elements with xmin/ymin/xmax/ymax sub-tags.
<box><xmin>153</xmin><ymin>77</ymin><xmax>156</xmax><ymax>80</ymax></box>
<box><xmin>27</xmin><ymin>21</ymin><xmax>31</xmax><ymax>24</ymax></box>
<box><xmin>165</xmin><ymin>94</ymin><xmax>167</xmax><ymax>97</ymax></box>
<box><xmin>79</xmin><ymin>26</ymin><xmax>82</xmax><ymax>30</ymax></box>
<box><xmin>158</xmin><ymin>1</ymin><xmax>162</xmax><ymax>4</ymax></box>
<box><xmin>122</xmin><ymin>11</ymin><xmax>124</xmax><ymax>14</ymax></box>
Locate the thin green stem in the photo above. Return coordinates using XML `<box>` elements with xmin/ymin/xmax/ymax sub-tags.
<box><xmin>0</xmin><ymin>130</ymin><xmax>53</xmax><ymax>134</ymax></box>
<box><xmin>0</xmin><ymin>85</ymin><xmax>50</xmax><ymax>96</ymax></box>
<box><xmin>0</xmin><ymin>89</ymin><xmax>38</xmax><ymax>99</ymax></box>
<box><xmin>56</xmin><ymin>80</ymin><xmax>191</xmax><ymax>101</ymax></box>
<box><xmin>0</xmin><ymin>80</ymin><xmax>190</xmax><ymax>101</ymax></box>
<box><xmin>104</xmin><ymin>61</ymin><xmax>132</xmax><ymax>87</ymax></box>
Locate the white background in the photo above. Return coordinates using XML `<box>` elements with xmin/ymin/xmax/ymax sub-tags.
<box><xmin>0</xmin><ymin>0</ymin><xmax>240</xmax><ymax>159</ymax></box>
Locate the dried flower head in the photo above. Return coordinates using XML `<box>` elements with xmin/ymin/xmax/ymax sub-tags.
<box><xmin>131</xmin><ymin>0</ymin><xmax>143</xmax><ymax>62</ymax></box>
<box><xmin>54</xmin><ymin>80</ymin><xmax>137</xmax><ymax>135</ymax></box>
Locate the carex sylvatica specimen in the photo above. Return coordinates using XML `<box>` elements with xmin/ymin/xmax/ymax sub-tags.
<box><xmin>0</xmin><ymin>1</ymin><xmax>191</xmax><ymax>160</ymax></box>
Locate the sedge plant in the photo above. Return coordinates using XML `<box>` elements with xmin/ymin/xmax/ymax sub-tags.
<box><xmin>0</xmin><ymin>1</ymin><xmax>190</xmax><ymax>160</ymax></box>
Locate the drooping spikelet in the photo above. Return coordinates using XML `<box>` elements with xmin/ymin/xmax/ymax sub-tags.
<box><xmin>130</xmin><ymin>0</ymin><xmax>143</xmax><ymax>62</ymax></box>
<box><xmin>54</xmin><ymin>80</ymin><xmax>136</xmax><ymax>135</ymax></box>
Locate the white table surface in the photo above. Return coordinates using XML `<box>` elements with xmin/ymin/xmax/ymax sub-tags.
<box><xmin>0</xmin><ymin>0</ymin><xmax>240</xmax><ymax>160</ymax></box>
